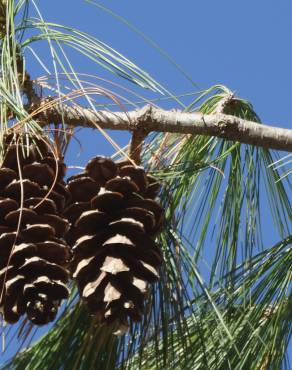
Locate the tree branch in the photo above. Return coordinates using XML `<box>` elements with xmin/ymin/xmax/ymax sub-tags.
<box><xmin>38</xmin><ymin>103</ymin><xmax>292</xmax><ymax>152</ymax></box>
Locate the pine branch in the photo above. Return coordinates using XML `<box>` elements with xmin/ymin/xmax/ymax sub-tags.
<box><xmin>36</xmin><ymin>103</ymin><xmax>292</xmax><ymax>152</ymax></box>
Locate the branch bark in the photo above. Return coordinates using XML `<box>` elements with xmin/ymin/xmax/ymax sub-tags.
<box><xmin>38</xmin><ymin>103</ymin><xmax>292</xmax><ymax>152</ymax></box>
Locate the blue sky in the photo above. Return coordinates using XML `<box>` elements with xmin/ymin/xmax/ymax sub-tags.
<box><xmin>40</xmin><ymin>0</ymin><xmax>292</xmax><ymax>127</ymax></box>
<box><xmin>1</xmin><ymin>0</ymin><xmax>292</xmax><ymax>365</ymax></box>
<box><xmin>33</xmin><ymin>0</ymin><xmax>292</xmax><ymax>170</ymax></box>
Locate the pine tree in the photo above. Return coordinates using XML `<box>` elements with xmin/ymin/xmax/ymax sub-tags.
<box><xmin>0</xmin><ymin>2</ymin><xmax>291</xmax><ymax>370</ymax></box>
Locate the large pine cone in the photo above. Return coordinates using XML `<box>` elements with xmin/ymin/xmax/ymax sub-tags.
<box><xmin>0</xmin><ymin>134</ymin><xmax>71</xmax><ymax>325</ymax></box>
<box><xmin>65</xmin><ymin>157</ymin><xmax>164</xmax><ymax>332</ymax></box>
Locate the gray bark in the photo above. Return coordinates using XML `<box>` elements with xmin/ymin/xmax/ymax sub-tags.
<box><xmin>39</xmin><ymin>104</ymin><xmax>292</xmax><ymax>152</ymax></box>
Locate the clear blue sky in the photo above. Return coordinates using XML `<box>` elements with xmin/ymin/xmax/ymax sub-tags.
<box><xmin>38</xmin><ymin>0</ymin><xmax>292</xmax><ymax>167</ymax></box>
<box><xmin>41</xmin><ymin>0</ymin><xmax>292</xmax><ymax>127</ymax></box>
<box><xmin>2</xmin><ymin>0</ymin><xmax>292</xmax><ymax>364</ymax></box>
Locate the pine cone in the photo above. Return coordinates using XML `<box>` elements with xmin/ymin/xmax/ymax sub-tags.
<box><xmin>65</xmin><ymin>156</ymin><xmax>164</xmax><ymax>332</ymax></box>
<box><xmin>0</xmin><ymin>134</ymin><xmax>71</xmax><ymax>325</ymax></box>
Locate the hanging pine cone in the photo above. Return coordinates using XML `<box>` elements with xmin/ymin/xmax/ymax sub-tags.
<box><xmin>0</xmin><ymin>133</ymin><xmax>71</xmax><ymax>325</ymax></box>
<box><xmin>65</xmin><ymin>156</ymin><xmax>164</xmax><ymax>332</ymax></box>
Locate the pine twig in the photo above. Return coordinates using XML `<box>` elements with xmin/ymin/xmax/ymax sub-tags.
<box><xmin>34</xmin><ymin>103</ymin><xmax>292</xmax><ymax>153</ymax></box>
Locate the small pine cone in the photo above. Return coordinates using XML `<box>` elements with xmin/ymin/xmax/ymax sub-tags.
<box><xmin>65</xmin><ymin>156</ymin><xmax>164</xmax><ymax>331</ymax></box>
<box><xmin>0</xmin><ymin>134</ymin><xmax>71</xmax><ymax>325</ymax></box>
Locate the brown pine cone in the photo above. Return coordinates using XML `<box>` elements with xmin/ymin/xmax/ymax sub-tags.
<box><xmin>0</xmin><ymin>133</ymin><xmax>71</xmax><ymax>325</ymax></box>
<box><xmin>65</xmin><ymin>156</ymin><xmax>164</xmax><ymax>332</ymax></box>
